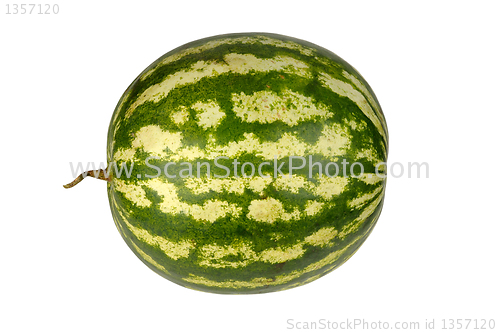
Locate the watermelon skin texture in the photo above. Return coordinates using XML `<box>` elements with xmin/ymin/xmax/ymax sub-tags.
<box><xmin>106</xmin><ymin>33</ymin><xmax>388</xmax><ymax>294</ymax></box>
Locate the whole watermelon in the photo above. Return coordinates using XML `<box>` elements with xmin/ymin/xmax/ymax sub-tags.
<box><xmin>104</xmin><ymin>32</ymin><xmax>388</xmax><ymax>294</ymax></box>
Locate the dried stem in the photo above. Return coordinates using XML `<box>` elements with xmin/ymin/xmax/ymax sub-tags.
<box><xmin>63</xmin><ymin>168</ymin><xmax>111</xmax><ymax>189</ymax></box>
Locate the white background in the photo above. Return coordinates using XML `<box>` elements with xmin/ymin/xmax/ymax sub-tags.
<box><xmin>1</xmin><ymin>1</ymin><xmax>499</xmax><ymax>331</ymax></box>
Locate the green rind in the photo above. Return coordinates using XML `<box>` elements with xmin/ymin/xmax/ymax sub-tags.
<box><xmin>106</xmin><ymin>32</ymin><xmax>388</xmax><ymax>294</ymax></box>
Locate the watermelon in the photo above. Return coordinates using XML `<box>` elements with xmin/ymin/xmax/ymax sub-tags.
<box><xmin>66</xmin><ymin>32</ymin><xmax>388</xmax><ymax>294</ymax></box>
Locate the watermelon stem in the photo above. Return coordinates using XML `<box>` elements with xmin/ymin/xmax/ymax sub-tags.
<box><xmin>63</xmin><ymin>168</ymin><xmax>111</xmax><ymax>189</ymax></box>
